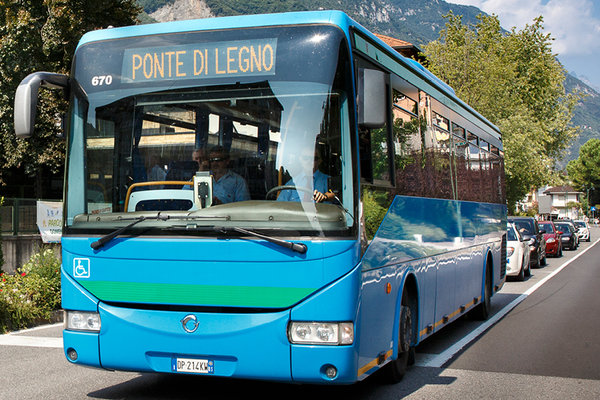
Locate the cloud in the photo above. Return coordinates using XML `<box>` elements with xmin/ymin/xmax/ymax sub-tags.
<box><xmin>447</xmin><ymin>0</ymin><xmax>600</xmax><ymax>56</ymax></box>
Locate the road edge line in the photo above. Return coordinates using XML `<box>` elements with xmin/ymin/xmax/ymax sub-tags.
<box><xmin>419</xmin><ymin>237</ymin><xmax>600</xmax><ymax>368</ymax></box>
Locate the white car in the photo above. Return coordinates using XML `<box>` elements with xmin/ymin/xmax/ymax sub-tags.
<box><xmin>506</xmin><ymin>222</ymin><xmax>531</xmax><ymax>281</ymax></box>
<box><xmin>574</xmin><ymin>220</ymin><xmax>591</xmax><ymax>242</ymax></box>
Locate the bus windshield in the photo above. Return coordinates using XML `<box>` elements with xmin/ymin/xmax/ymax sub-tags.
<box><xmin>65</xmin><ymin>25</ymin><xmax>354</xmax><ymax>236</ymax></box>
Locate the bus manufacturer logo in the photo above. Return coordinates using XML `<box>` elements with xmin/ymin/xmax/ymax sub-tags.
<box><xmin>181</xmin><ymin>315</ymin><xmax>199</xmax><ymax>333</ymax></box>
<box><xmin>73</xmin><ymin>258</ymin><xmax>90</xmax><ymax>278</ymax></box>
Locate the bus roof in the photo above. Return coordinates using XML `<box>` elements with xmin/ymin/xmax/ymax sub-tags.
<box><xmin>77</xmin><ymin>10</ymin><xmax>501</xmax><ymax>139</ymax></box>
<box><xmin>77</xmin><ymin>10</ymin><xmax>354</xmax><ymax>48</ymax></box>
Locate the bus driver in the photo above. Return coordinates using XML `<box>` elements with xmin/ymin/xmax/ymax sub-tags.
<box><xmin>277</xmin><ymin>147</ymin><xmax>335</xmax><ymax>203</ymax></box>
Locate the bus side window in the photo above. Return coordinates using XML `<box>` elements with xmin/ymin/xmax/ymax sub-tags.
<box><xmin>359</xmin><ymin>124</ymin><xmax>392</xmax><ymax>186</ymax></box>
<box><xmin>357</xmin><ymin>60</ymin><xmax>391</xmax><ymax>186</ymax></box>
<box><xmin>359</xmin><ymin>128</ymin><xmax>373</xmax><ymax>183</ymax></box>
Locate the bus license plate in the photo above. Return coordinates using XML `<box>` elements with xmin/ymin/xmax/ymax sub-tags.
<box><xmin>172</xmin><ymin>358</ymin><xmax>214</xmax><ymax>374</ymax></box>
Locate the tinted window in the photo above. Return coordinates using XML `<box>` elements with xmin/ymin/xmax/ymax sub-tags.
<box><xmin>512</xmin><ymin>220</ymin><xmax>534</xmax><ymax>235</ymax></box>
<box><xmin>539</xmin><ymin>222</ymin><xmax>554</xmax><ymax>233</ymax></box>
<box><xmin>506</xmin><ymin>226</ymin><xmax>517</xmax><ymax>241</ymax></box>
<box><xmin>555</xmin><ymin>223</ymin><xmax>571</xmax><ymax>233</ymax></box>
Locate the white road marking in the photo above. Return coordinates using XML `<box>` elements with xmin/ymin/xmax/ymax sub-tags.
<box><xmin>417</xmin><ymin>237</ymin><xmax>600</xmax><ymax>368</ymax></box>
<box><xmin>0</xmin><ymin>322</ymin><xmax>63</xmax><ymax>348</ymax></box>
<box><xmin>0</xmin><ymin>335</ymin><xmax>62</xmax><ymax>348</ymax></box>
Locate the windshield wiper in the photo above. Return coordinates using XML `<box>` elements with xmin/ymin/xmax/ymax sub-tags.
<box><xmin>91</xmin><ymin>214</ymin><xmax>167</xmax><ymax>250</ymax></box>
<box><xmin>214</xmin><ymin>226</ymin><xmax>307</xmax><ymax>254</ymax></box>
<box><xmin>90</xmin><ymin>213</ymin><xmax>229</xmax><ymax>250</ymax></box>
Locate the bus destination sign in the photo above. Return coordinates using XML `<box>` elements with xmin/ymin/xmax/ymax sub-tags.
<box><xmin>122</xmin><ymin>38</ymin><xmax>277</xmax><ymax>83</ymax></box>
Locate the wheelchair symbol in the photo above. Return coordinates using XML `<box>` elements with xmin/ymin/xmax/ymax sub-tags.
<box><xmin>73</xmin><ymin>258</ymin><xmax>90</xmax><ymax>278</ymax></box>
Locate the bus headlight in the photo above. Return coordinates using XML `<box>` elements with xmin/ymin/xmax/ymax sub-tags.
<box><xmin>288</xmin><ymin>322</ymin><xmax>353</xmax><ymax>345</ymax></box>
<box><xmin>65</xmin><ymin>311</ymin><xmax>101</xmax><ymax>332</ymax></box>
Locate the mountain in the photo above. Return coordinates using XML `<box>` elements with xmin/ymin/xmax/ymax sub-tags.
<box><xmin>563</xmin><ymin>75</ymin><xmax>600</xmax><ymax>167</ymax></box>
<box><xmin>137</xmin><ymin>0</ymin><xmax>485</xmax><ymax>45</ymax></box>
<box><xmin>137</xmin><ymin>0</ymin><xmax>600</xmax><ymax>166</ymax></box>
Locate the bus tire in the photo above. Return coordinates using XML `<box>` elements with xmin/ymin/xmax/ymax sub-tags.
<box><xmin>471</xmin><ymin>260</ymin><xmax>492</xmax><ymax>320</ymax></box>
<box><xmin>383</xmin><ymin>302</ymin><xmax>415</xmax><ymax>384</ymax></box>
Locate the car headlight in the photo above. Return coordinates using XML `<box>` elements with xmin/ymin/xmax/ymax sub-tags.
<box><xmin>507</xmin><ymin>246</ymin><xmax>515</xmax><ymax>257</ymax></box>
<box><xmin>528</xmin><ymin>238</ymin><xmax>536</xmax><ymax>245</ymax></box>
<box><xmin>546</xmin><ymin>238</ymin><xmax>556</xmax><ymax>243</ymax></box>
<box><xmin>65</xmin><ymin>311</ymin><xmax>101</xmax><ymax>332</ymax></box>
<box><xmin>288</xmin><ymin>322</ymin><xmax>354</xmax><ymax>345</ymax></box>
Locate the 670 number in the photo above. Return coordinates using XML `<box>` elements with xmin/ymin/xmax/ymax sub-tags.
<box><xmin>91</xmin><ymin>75</ymin><xmax>113</xmax><ymax>86</ymax></box>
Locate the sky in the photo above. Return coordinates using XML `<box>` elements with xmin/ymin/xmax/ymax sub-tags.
<box><xmin>446</xmin><ymin>0</ymin><xmax>600</xmax><ymax>91</ymax></box>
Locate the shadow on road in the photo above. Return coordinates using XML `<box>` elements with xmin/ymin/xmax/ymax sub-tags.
<box><xmin>87</xmin><ymin>366</ymin><xmax>457</xmax><ymax>400</ymax></box>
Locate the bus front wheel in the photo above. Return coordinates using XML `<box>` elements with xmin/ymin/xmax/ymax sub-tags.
<box><xmin>383</xmin><ymin>303</ymin><xmax>415</xmax><ymax>383</ymax></box>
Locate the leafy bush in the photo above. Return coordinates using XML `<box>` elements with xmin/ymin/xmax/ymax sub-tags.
<box><xmin>0</xmin><ymin>196</ymin><xmax>4</xmax><ymax>274</ymax></box>
<box><xmin>362</xmin><ymin>189</ymin><xmax>389</xmax><ymax>241</ymax></box>
<box><xmin>0</xmin><ymin>248</ymin><xmax>61</xmax><ymax>333</ymax></box>
<box><xmin>20</xmin><ymin>248</ymin><xmax>61</xmax><ymax>287</ymax></box>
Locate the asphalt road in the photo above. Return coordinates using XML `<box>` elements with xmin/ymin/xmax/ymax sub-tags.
<box><xmin>1</xmin><ymin>228</ymin><xmax>599</xmax><ymax>399</ymax></box>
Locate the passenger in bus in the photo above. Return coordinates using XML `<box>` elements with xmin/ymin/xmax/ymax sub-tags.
<box><xmin>184</xmin><ymin>147</ymin><xmax>250</xmax><ymax>204</ymax></box>
<box><xmin>277</xmin><ymin>148</ymin><xmax>335</xmax><ymax>203</ymax></box>
<box><xmin>192</xmin><ymin>148</ymin><xmax>210</xmax><ymax>171</ymax></box>
<box><xmin>147</xmin><ymin>155</ymin><xmax>166</xmax><ymax>181</ymax></box>
<box><xmin>207</xmin><ymin>146</ymin><xmax>250</xmax><ymax>204</ymax></box>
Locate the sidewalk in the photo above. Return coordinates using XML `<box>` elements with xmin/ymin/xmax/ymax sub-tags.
<box><xmin>0</xmin><ymin>322</ymin><xmax>63</xmax><ymax>348</ymax></box>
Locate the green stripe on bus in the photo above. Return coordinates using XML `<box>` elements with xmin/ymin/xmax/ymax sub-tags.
<box><xmin>79</xmin><ymin>280</ymin><xmax>316</xmax><ymax>308</ymax></box>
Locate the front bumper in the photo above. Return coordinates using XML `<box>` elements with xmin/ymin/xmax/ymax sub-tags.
<box><xmin>577</xmin><ymin>231</ymin><xmax>589</xmax><ymax>241</ymax></box>
<box><xmin>561</xmin><ymin>236</ymin><xmax>574</xmax><ymax>248</ymax></box>
<box><xmin>545</xmin><ymin>239</ymin><xmax>560</xmax><ymax>255</ymax></box>
<box><xmin>505</xmin><ymin>257</ymin><xmax>522</xmax><ymax>276</ymax></box>
<box><xmin>63</xmin><ymin>304</ymin><xmax>359</xmax><ymax>383</ymax></box>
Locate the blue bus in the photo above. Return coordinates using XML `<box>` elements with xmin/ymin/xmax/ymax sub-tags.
<box><xmin>15</xmin><ymin>11</ymin><xmax>506</xmax><ymax>384</ymax></box>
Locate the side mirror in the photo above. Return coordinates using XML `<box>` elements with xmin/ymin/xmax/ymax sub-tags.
<box><xmin>557</xmin><ymin>231</ymin><xmax>563</xmax><ymax>235</ymax></box>
<box><xmin>14</xmin><ymin>72</ymin><xmax>69</xmax><ymax>137</ymax></box>
<box><xmin>357</xmin><ymin>68</ymin><xmax>387</xmax><ymax>129</ymax></box>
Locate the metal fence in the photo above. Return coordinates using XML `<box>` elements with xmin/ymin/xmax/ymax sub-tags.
<box><xmin>1</xmin><ymin>198</ymin><xmax>61</xmax><ymax>235</ymax></box>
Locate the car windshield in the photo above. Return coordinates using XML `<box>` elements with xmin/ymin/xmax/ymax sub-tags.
<box><xmin>506</xmin><ymin>226</ymin><xmax>518</xmax><ymax>241</ymax></box>
<box><xmin>512</xmin><ymin>220</ymin><xmax>534</xmax><ymax>235</ymax></box>
<box><xmin>539</xmin><ymin>223</ymin><xmax>554</xmax><ymax>233</ymax></box>
<box><xmin>575</xmin><ymin>221</ymin><xmax>586</xmax><ymax>228</ymax></box>
<box><xmin>555</xmin><ymin>223</ymin><xmax>571</xmax><ymax>233</ymax></box>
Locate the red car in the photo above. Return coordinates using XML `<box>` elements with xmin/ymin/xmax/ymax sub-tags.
<box><xmin>538</xmin><ymin>220</ymin><xmax>563</xmax><ymax>257</ymax></box>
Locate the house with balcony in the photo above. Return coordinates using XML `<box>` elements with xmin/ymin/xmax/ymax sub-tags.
<box><xmin>542</xmin><ymin>185</ymin><xmax>583</xmax><ymax>220</ymax></box>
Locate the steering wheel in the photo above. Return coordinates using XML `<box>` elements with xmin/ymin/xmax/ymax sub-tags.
<box><xmin>265</xmin><ymin>185</ymin><xmax>315</xmax><ymax>200</ymax></box>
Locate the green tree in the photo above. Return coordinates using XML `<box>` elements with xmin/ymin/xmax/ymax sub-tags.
<box><xmin>0</xmin><ymin>0</ymin><xmax>140</xmax><ymax>195</ymax></box>
<box><xmin>423</xmin><ymin>13</ymin><xmax>580</xmax><ymax>212</ymax></box>
<box><xmin>0</xmin><ymin>196</ymin><xmax>3</xmax><ymax>274</ymax></box>
<box><xmin>567</xmin><ymin>138</ymin><xmax>600</xmax><ymax>207</ymax></box>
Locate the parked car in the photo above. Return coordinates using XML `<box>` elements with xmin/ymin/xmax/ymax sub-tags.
<box><xmin>538</xmin><ymin>220</ymin><xmax>563</xmax><ymax>257</ymax></box>
<box><xmin>506</xmin><ymin>222</ymin><xmax>531</xmax><ymax>281</ymax></box>
<box><xmin>574</xmin><ymin>220</ymin><xmax>591</xmax><ymax>242</ymax></box>
<box><xmin>554</xmin><ymin>221</ymin><xmax>579</xmax><ymax>250</ymax></box>
<box><xmin>508</xmin><ymin>216</ymin><xmax>546</xmax><ymax>268</ymax></box>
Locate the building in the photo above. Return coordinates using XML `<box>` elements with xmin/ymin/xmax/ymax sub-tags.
<box><xmin>374</xmin><ymin>34</ymin><xmax>426</xmax><ymax>62</ymax></box>
<box><xmin>542</xmin><ymin>185</ymin><xmax>583</xmax><ymax>220</ymax></box>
